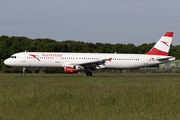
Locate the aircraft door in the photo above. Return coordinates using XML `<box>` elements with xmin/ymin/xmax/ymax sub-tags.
<box><xmin>98</xmin><ymin>56</ymin><xmax>103</xmax><ymax>60</ymax></box>
<box><xmin>55</xmin><ymin>57</ymin><xmax>60</xmax><ymax>63</ymax></box>
<box><xmin>144</xmin><ymin>56</ymin><xmax>148</xmax><ymax>65</ymax></box>
<box><xmin>21</xmin><ymin>54</ymin><xmax>26</xmax><ymax>62</ymax></box>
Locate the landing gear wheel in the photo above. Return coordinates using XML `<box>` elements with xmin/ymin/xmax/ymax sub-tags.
<box><xmin>86</xmin><ymin>71</ymin><xmax>93</xmax><ymax>77</ymax></box>
<box><xmin>22</xmin><ymin>73</ymin><xmax>25</xmax><ymax>77</ymax></box>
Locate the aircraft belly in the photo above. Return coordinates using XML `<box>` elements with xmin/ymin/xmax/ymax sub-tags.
<box><xmin>22</xmin><ymin>60</ymin><xmax>63</xmax><ymax>68</ymax></box>
<box><xmin>105</xmin><ymin>61</ymin><xmax>144</xmax><ymax>69</ymax></box>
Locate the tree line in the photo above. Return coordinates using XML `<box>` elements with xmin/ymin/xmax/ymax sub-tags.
<box><xmin>0</xmin><ymin>35</ymin><xmax>180</xmax><ymax>70</ymax></box>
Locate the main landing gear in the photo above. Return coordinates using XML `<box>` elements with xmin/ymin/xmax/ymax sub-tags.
<box><xmin>86</xmin><ymin>71</ymin><xmax>92</xmax><ymax>77</ymax></box>
<box><xmin>22</xmin><ymin>67</ymin><xmax>26</xmax><ymax>77</ymax></box>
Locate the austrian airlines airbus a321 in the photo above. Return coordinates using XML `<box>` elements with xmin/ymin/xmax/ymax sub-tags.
<box><xmin>4</xmin><ymin>32</ymin><xmax>175</xmax><ymax>76</ymax></box>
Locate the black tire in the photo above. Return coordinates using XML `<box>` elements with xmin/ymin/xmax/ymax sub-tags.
<box><xmin>89</xmin><ymin>72</ymin><xmax>92</xmax><ymax>76</ymax></box>
<box><xmin>86</xmin><ymin>71</ymin><xmax>93</xmax><ymax>77</ymax></box>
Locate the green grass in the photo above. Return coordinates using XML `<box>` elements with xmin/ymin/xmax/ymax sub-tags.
<box><xmin>0</xmin><ymin>73</ymin><xmax>180</xmax><ymax>120</ymax></box>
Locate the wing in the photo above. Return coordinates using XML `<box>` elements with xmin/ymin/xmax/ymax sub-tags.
<box><xmin>67</xmin><ymin>58</ymin><xmax>112</xmax><ymax>70</ymax></box>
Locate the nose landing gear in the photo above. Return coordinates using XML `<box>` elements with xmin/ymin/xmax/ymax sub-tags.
<box><xmin>22</xmin><ymin>67</ymin><xmax>26</xmax><ymax>77</ymax></box>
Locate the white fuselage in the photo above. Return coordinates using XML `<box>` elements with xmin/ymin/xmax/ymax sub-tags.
<box><xmin>4</xmin><ymin>52</ymin><xmax>175</xmax><ymax>70</ymax></box>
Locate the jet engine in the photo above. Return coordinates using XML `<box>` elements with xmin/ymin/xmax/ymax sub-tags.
<box><xmin>64</xmin><ymin>65</ymin><xmax>78</xmax><ymax>74</ymax></box>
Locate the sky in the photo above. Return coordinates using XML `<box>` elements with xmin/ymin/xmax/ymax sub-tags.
<box><xmin>0</xmin><ymin>0</ymin><xmax>180</xmax><ymax>46</ymax></box>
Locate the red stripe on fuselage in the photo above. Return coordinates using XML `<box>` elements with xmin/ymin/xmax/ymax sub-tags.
<box><xmin>28</xmin><ymin>54</ymin><xmax>40</xmax><ymax>61</ymax></box>
<box><xmin>145</xmin><ymin>47</ymin><xmax>168</xmax><ymax>56</ymax></box>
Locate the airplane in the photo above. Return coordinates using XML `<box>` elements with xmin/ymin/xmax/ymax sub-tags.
<box><xmin>4</xmin><ymin>32</ymin><xmax>175</xmax><ymax>77</ymax></box>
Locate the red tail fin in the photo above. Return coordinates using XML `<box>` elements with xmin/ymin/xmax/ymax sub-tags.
<box><xmin>145</xmin><ymin>32</ymin><xmax>174</xmax><ymax>56</ymax></box>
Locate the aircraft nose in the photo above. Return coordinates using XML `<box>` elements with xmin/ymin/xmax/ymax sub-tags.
<box><xmin>4</xmin><ymin>59</ymin><xmax>10</xmax><ymax>66</ymax></box>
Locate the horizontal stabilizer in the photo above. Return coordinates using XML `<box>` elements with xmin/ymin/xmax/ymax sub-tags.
<box><xmin>157</xmin><ymin>56</ymin><xmax>175</xmax><ymax>61</ymax></box>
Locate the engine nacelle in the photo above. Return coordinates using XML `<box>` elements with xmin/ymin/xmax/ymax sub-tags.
<box><xmin>64</xmin><ymin>65</ymin><xmax>78</xmax><ymax>74</ymax></box>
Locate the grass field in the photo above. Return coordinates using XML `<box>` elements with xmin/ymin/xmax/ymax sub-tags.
<box><xmin>0</xmin><ymin>73</ymin><xmax>180</xmax><ymax>120</ymax></box>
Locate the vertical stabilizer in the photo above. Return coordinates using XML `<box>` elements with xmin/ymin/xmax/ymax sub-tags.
<box><xmin>145</xmin><ymin>32</ymin><xmax>174</xmax><ymax>56</ymax></box>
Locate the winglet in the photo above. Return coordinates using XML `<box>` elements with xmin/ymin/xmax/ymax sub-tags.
<box><xmin>108</xmin><ymin>58</ymin><xmax>112</xmax><ymax>62</ymax></box>
<box><xmin>145</xmin><ymin>32</ymin><xmax>174</xmax><ymax>56</ymax></box>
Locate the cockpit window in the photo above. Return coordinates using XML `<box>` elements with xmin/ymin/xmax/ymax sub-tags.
<box><xmin>10</xmin><ymin>56</ymin><xmax>16</xmax><ymax>59</ymax></box>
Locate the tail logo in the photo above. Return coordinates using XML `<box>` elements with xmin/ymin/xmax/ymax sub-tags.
<box><xmin>28</xmin><ymin>54</ymin><xmax>40</xmax><ymax>61</ymax></box>
<box><xmin>161</xmin><ymin>41</ymin><xmax>169</xmax><ymax>47</ymax></box>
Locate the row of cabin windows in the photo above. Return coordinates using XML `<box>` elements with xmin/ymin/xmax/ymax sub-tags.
<box><xmin>27</xmin><ymin>57</ymin><xmax>98</xmax><ymax>60</ymax></box>
<box><xmin>27</xmin><ymin>57</ymin><xmax>139</xmax><ymax>61</ymax></box>
<box><xmin>113</xmin><ymin>58</ymin><xmax>139</xmax><ymax>61</ymax></box>
<box><xmin>60</xmin><ymin>57</ymin><xmax>139</xmax><ymax>61</ymax></box>
<box><xmin>60</xmin><ymin>57</ymin><xmax>98</xmax><ymax>60</ymax></box>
